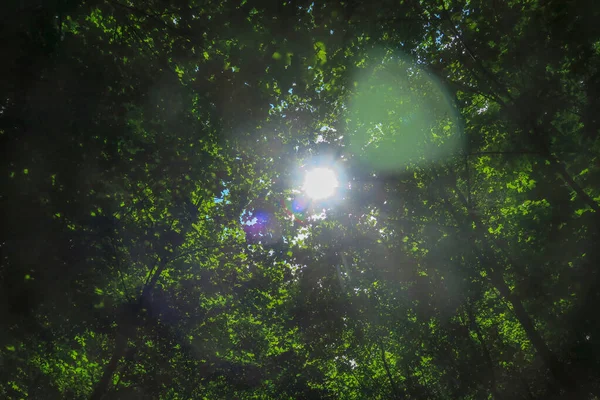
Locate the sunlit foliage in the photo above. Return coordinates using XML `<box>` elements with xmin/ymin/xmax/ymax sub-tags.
<box><xmin>1</xmin><ymin>0</ymin><xmax>600</xmax><ymax>399</ymax></box>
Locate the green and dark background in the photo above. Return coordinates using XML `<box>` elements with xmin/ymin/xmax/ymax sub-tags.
<box><xmin>1</xmin><ymin>0</ymin><xmax>600</xmax><ymax>398</ymax></box>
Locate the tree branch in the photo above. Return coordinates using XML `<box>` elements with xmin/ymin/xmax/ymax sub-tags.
<box><xmin>379</xmin><ymin>341</ymin><xmax>403</xmax><ymax>399</ymax></box>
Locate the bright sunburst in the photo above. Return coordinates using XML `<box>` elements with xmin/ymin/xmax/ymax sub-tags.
<box><xmin>303</xmin><ymin>168</ymin><xmax>339</xmax><ymax>200</ymax></box>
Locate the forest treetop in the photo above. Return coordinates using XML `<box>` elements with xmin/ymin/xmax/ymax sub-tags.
<box><xmin>1</xmin><ymin>0</ymin><xmax>600</xmax><ymax>399</ymax></box>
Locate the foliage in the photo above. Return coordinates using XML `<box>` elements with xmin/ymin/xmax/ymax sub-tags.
<box><xmin>2</xmin><ymin>0</ymin><xmax>600</xmax><ymax>399</ymax></box>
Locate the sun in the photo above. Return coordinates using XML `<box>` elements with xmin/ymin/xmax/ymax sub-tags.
<box><xmin>303</xmin><ymin>168</ymin><xmax>339</xmax><ymax>200</ymax></box>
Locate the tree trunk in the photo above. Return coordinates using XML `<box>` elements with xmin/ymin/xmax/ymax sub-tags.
<box><xmin>90</xmin><ymin>256</ymin><xmax>169</xmax><ymax>399</ymax></box>
<box><xmin>437</xmin><ymin>186</ymin><xmax>580</xmax><ymax>395</ymax></box>
<box><xmin>379</xmin><ymin>342</ymin><xmax>403</xmax><ymax>400</ymax></box>
<box><xmin>467</xmin><ymin>305</ymin><xmax>502</xmax><ymax>400</ymax></box>
<box><xmin>90</xmin><ymin>332</ymin><xmax>129</xmax><ymax>400</ymax></box>
<box><xmin>484</xmin><ymin>263</ymin><xmax>576</xmax><ymax>392</ymax></box>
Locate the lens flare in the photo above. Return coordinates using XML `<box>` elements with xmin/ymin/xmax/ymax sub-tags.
<box><xmin>283</xmin><ymin>197</ymin><xmax>309</xmax><ymax>223</ymax></box>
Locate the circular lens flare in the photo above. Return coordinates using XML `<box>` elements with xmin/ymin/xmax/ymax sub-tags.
<box><xmin>303</xmin><ymin>168</ymin><xmax>339</xmax><ymax>200</ymax></box>
<box><xmin>283</xmin><ymin>197</ymin><xmax>308</xmax><ymax>224</ymax></box>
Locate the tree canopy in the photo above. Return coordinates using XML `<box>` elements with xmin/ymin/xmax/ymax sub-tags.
<box><xmin>2</xmin><ymin>0</ymin><xmax>600</xmax><ymax>398</ymax></box>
